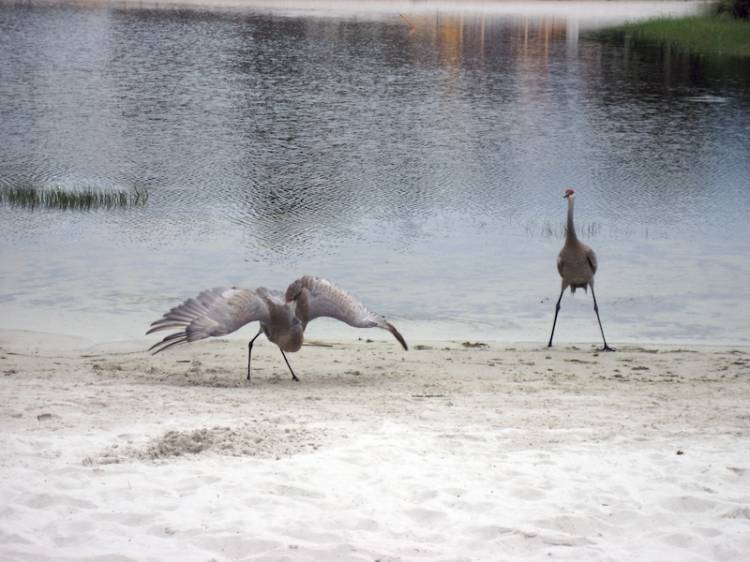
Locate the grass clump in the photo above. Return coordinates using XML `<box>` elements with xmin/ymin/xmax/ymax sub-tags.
<box><xmin>598</xmin><ymin>15</ymin><xmax>750</xmax><ymax>58</ymax></box>
<box><xmin>525</xmin><ymin>220</ymin><xmax>602</xmax><ymax>240</ymax></box>
<box><xmin>716</xmin><ymin>0</ymin><xmax>749</xmax><ymax>20</ymax></box>
<box><xmin>0</xmin><ymin>184</ymin><xmax>148</xmax><ymax>210</ymax></box>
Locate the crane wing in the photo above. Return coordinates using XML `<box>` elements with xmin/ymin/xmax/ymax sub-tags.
<box><xmin>290</xmin><ymin>276</ymin><xmax>408</xmax><ymax>350</ymax></box>
<box><xmin>585</xmin><ymin>247</ymin><xmax>598</xmax><ymax>275</ymax></box>
<box><xmin>146</xmin><ymin>287</ymin><xmax>271</xmax><ymax>354</ymax></box>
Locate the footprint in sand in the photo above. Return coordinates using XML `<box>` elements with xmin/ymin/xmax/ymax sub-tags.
<box><xmin>468</xmin><ymin>525</ymin><xmax>515</xmax><ymax>540</ymax></box>
<box><xmin>660</xmin><ymin>495</ymin><xmax>717</xmax><ymax>513</ymax></box>
<box><xmin>405</xmin><ymin>507</ymin><xmax>446</xmax><ymax>523</ymax></box>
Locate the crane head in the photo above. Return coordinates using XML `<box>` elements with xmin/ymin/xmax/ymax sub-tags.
<box><xmin>564</xmin><ymin>188</ymin><xmax>575</xmax><ymax>199</ymax></box>
<box><xmin>285</xmin><ymin>279</ymin><xmax>304</xmax><ymax>303</ymax></box>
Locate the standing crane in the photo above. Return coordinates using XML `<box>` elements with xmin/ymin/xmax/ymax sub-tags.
<box><xmin>548</xmin><ymin>189</ymin><xmax>614</xmax><ymax>351</ymax></box>
<box><xmin>147</xmin><ymin>276</ymin><xmax>408</xmax><ymax>381</ymax></box>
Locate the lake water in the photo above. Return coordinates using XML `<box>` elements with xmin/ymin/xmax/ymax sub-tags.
<box><xmin>1</xmin><ymin>1</ymin><xmax>749</xmax><ymax>347</ymax></box>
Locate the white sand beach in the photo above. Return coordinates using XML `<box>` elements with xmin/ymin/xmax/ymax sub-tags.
<box><xmin>1</xmin><ymin>334</ymin><xmax>748</xmax><ymax>561</ymax></box>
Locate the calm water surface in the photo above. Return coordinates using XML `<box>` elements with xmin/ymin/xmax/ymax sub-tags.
<box><xmin>1</xmin><ymin>1</ymin><xmax>749</xmax><ymax>345</ymax></box>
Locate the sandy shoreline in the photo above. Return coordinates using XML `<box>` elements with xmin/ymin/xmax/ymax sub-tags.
<box><xmin>1</xmin><ymin>334</ymin><xmax>748</xmax><ymax>561</ymax></box>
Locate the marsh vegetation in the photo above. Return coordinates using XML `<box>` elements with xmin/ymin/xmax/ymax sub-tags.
<box><xmin>524</xmin><ymin>220</ymin><xmax>602</xmax><ymax>240</ymax></box>
<box><xmin>0</xmin><ymin>184</ymin><xmax>148</xmax><ymax>210</ymax></box>
<box><xmin>596</xmin><ymin>14</ymin><xmax>750</xmax><ymax>58</ymax></box>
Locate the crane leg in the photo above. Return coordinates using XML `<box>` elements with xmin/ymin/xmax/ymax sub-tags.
<box><xmin>247</xmin><ymin>329</ymin><xmax>262</xmax><ymax>381</ymax></box>
<box><xmin>548</xmin><ymin>289</ymin><xmax>565</xmax><ymax>347</ymax></box>
<box><xmin>591</xmin><ymin>287</ymin><xmax>615</xmax><ymax>352</ymax></box>
<box><xmin>279</xmin><ymin>349</ymin><xmax>300</xmax><ymax>382</ymax></box>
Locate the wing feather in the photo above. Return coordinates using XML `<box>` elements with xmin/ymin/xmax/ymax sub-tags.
<box><xmin>146</xmin><ymin>287</ymin><xmax>271</xmax><ymax>354</ymax></box>
<box><xmin>585</xmin><ymin>248</ymin><xmax>598</xmax><ymax>275</ymax></box>
<box><xmin>290</xmin><ymin>276</ymin><xmax>408</xmax><ymax>350</ymax></box>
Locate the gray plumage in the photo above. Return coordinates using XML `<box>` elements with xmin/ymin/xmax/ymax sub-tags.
<box><xmin>147</xmin><ymin>276</ymin><xmax>408</xmax><ymax>381</ymax></box>
<box><xmin>548</xmin><ymin>189</ymin><xmax>614</xmax><ymax>351</ymax></box>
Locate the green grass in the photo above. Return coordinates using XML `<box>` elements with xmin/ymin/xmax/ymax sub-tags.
<box><xmin>0</xmin><ymin>184</ymin><xmax>148</xmax><ymax>210</ymax></box>
<box><xmin>598</xmin><ymin>15</ymin><xmax>750</xmax><ymax>58</ymax></box>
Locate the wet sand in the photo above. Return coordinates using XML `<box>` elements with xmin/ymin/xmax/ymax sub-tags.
<box><xmin>1</xmin><ymin>334</ymin><xmax>748</xmax><ymax>561</ymax></box>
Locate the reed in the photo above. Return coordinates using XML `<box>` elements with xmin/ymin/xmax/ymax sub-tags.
<box><xmin>0</xmin><ymin>184</ymin><xmax>148</xmax><ymax>210</ymax></box>
<box><xmin>526</xmin><ymin>220</ymin><xmax>602</xmax><ymax>240</ymax></box>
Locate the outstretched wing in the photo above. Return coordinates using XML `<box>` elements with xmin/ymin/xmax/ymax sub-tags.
<box><xmin>146</xmin><ymin>287</ymin><xmax>271</xmax><ymax>354</ymax></box>
<box><xmin>290</xmin><ymin>276</ymin><xmax>408</xmax><ymax>350</ymax></box>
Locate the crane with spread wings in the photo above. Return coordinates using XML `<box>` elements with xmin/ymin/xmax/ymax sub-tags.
<box><xmin>147</xmin><ymin>276</ymin><xmax>408</xmax><ymax>381</ymax></box>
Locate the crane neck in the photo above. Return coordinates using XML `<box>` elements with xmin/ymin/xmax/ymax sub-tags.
<box><xmin>293</xmin><ymin>288</ymin><xmax>311</xmax><ymax>326</ymax></box>
<box><xmin>566</xmin><ymin>196</ymin><xmax>578</xmax><ymax>244</ymax></box>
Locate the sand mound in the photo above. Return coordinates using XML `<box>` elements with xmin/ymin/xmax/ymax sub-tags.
<box><xmin>142</xmin><ymin>428</ymin><xmax>223</xmax><ymax>458</ymax></box>
<box><xmin>92</xmin><ymin>424</ymin><xmax>322</xmax><ymax>464</ymax></box>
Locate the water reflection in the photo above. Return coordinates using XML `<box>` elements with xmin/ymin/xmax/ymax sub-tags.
<box><xmin>0</xmin><ymin>2</ymin><xmax>748</xmax><ymax>344</ymax></box>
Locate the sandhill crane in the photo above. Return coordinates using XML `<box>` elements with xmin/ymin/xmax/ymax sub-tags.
<box><xmin>147</xmin><ymin>276</ymin><xmax>408</xmax><ymax>382</ymax></box>
<box><xmin>548</xmin><ymin>189</ymin><xmax>614</xmax><ymax>351</ymax></box>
